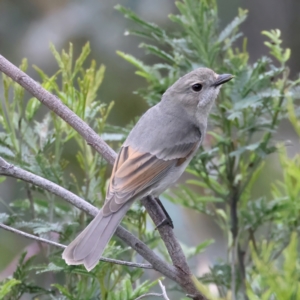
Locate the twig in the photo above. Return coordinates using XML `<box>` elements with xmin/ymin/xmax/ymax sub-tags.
<box><xmin>230</xmin><ymin>185</ymin><xmax>248</xmax><ymax>300</ymax></box>
<box><xmin>0</xmin><ymin>55</ymin><xmax>116</xmax><ymax>165</ymax></box>
<box><xmin>231</xmin><ymin>233</ymin><xmax>237</xmax><ymax>300</ymax></box>
<box><xmin>158</xmin><ymin>280</ymin><xmax>171</xmax><ymax>300</ymax></box>
<box><xmin>230</xmin><ymin>187</ymin><xmax>238</xmax><ymax>300</ymax></box>
<box><xmin>0</xmin><ymin>54</ymin><xmax>206</xmax><ymax>300</ymax></box>
<box><xmin>142</xmin><ymin>196</ymin><xmax>201</xmax><ymax>297</ymax></box>
<box><xmin>26</xmin><ymin>184</ymin><xmax>35</xmax><ymax>219</ymax></box>
<box><xmin>0</xmin><ymin>222</ymin><xmax>152</xmax><ymax>269</ymax></box>
<box><xmin>0</xmin><ymin>156</ymin><xmax>175</xmax><ymax>279</ymax></box>
<box><xmin>135</xmin><ymin>293</ymin><xmax>164</xmax><ymax>300</ymax></box>
<box><xmin>135</xmin><ymin>280</ymin><xmax>170</xmax><ymax>300</ymax></box>
<box><xmin>26</xmin><ymin>183</ymin><xmax>46</xmax><ymax>257</ymax></box>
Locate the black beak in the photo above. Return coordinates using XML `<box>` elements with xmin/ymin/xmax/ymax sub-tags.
<box><xmin>212</xmin><ymin>74</ymin><xmax>234</xmax><ymax>87</ymax></box>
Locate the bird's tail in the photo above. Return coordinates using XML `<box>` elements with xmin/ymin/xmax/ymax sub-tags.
<box><xmin>62</xmin><ymin>203</ymin><xmax>131</xmax><ymax>271</ymax></box>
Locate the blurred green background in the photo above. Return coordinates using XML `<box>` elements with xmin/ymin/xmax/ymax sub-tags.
<box><xmin>0</xmin><ymin>0</ymin><xmax>300</xmax><ymax>295</ymax></box>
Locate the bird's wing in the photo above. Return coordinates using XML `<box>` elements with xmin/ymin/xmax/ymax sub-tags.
<box><xmin>102</xmin><ymin>141</ymin><xmax>198</xmax><ymax>216</ymax></box>
<box><xmin>123</xmin><ymin>103</ymin><xmax>202</xmax><ymax>159</ymax></box>
<box><xmin>102</xmin><ymin>103</ymin><xmax>202</xmax><ymax>216</ymax></box>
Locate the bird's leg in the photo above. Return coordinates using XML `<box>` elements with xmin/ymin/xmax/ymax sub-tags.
<box><xmin>154</xmin><ymin>197</ymin><xmax>174</xmax><ymax>229</ymax></box>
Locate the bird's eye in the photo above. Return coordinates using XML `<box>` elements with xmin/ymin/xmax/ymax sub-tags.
<box><xmin>192</xmin><ymin>83</ymin><xmax>203</xmax><ymax>92</ymax></box>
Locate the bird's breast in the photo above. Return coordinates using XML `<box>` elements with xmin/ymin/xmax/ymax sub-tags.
<box><xmin>151</xmin><ymin>140</ymin><xmax>201</xmax><ymax>197</ymax></box>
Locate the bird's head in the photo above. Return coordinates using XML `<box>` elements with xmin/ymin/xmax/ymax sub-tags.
<box><xmin>163</xmin><ymin>68</ymin><xmax>233</xmax><ymax>119</ymax></box>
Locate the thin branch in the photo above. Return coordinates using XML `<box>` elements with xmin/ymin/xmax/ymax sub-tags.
<box><xmin>0</xmin><ymin>156</ymin><xmax>175</xmax><ymax>279</ymax></box>
<box><xmin>135</xmin><ymin>293</ymin><xmax>164</xmax><ymax>300</ymax></box>
<box><xmin>158</xmin><ymin>280</ymin><xmax>171</xmax><ymax>300</ymax></box>
<box><xmin>26</xmin><ymin>184</ymin><xmax>35</xmax><ymax>219</ymax></box>
<box><xmin>0</xmin><ymin>222</ymin><xmax>152</xmax><ymax>269</ymax></box>
<box><xmin>230</xmin><ymin>187</ymin><xmax>238</xmax><ymax>300</ymax></box>
<box><xmin>135</xmin><ymin>280</ymin><xmax>170</xmax><ymax>300</ymax></box>
<box><xmin>230</xmin><ymin>185</ymin><xmax>248</xmax><ymax>300</ymax></box>
<box><xmin>142</xmin><ymin>196</ymin><xmax>201</xmax><ymax>296</ymax></box>
<box><xmin>231</xmin><ymin>233</ymin><xmax>237</xmax><ymax>300</ymax></box>
<box><xmin>0</xmin><ymin>55</ymin><xmax>116</xmax><ymax>165</ymax></box>
<box><xmin>0</xmin><ymin>156</ymin><xmax>97</xmax><ymax>216</ymax></box>
<box><xmin>0</xmin><ymin>54</ymin><xmax>206</xmax><ymax>300</ymax></box>
<box><xmin>26</xmin><ymin>183</ymin><xmax>46</xmax><ymax>257</ymax></box>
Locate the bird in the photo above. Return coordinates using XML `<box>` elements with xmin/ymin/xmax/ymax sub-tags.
<box><xmin>62</xmin><ymin>67</ymin><xmax>233</xmax><ymax>271</ymax></box>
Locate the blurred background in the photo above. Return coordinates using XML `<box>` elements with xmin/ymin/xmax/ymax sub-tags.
<box><xmin>0</xmin><ymin>0</ymin><xmax>300</xmax><ymax>295</ymax></box>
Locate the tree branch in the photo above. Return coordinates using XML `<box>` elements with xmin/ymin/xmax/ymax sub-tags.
<box><xmin>142</xmin><ymin>196</ymin><xmax>202</xmax><ymax>297</ymax></box>
<box><xmin>230</xmin><ymin>185</ymin><xmax>248</xmax><ymax>300</ymax></box>
<box><xmin>158</xmin><ymin>280</ymin><xmax>171</xmax><ymax>300</ymax></box>
<box><xmin>0</xmin><ymin>55</ymin><xmax>116</xmax><ymax>165</ymax></box>
<box><xmin>135</xmin><ymin>280</ymin><xmax>170</xmax><ymax>300</ymax></box>
<box><xmin>0</xmin><ymin>54</ymin><xmax>206</xmax><ymax>300</ymax></box>
<box><xmin>0</xmin><ymin>156</ymin><xmax>175</xmax><ymax>279</ymax></box>
<box><xmin>135</xmin><ymin>294</ymin><xmax>164</xmax><ymax>300</ymax></box>
<box><xmin>0</xmin><ymin>222</ymin><xmax>153</xmax><ymax>269</ymax></box>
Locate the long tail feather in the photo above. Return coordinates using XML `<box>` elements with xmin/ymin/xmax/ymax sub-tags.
<box><xmin>62</xmin><ymin>203</ymin><xmax>131</xmax><ymax>271</ymax></box>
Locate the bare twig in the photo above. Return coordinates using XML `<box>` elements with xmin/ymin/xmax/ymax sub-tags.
<box><xmin>142</xmin><ymin>196</ymin><xmax>201</xmax><ymax>296</ymax></box>
<box><xmin>135</xmin><ymin>293</ymin><xmax>164</xmax><ymax>300</ymax></box>
<box><xmin>0</xmin><ymin>156</ymin><xmax>175</xmax><ymax>279</ymax></box>
<box><xmin>135</xmin><ymin>280</ymin><xmax>170</xmax><ymax>300</ymax></box>
<box><xmin>231</xmin><ymin>233</ymin><xmax>237</xmax><ymax>300</ymax></box>
<box><xmin>0</xmin><ymin>55</ymin><xmax>116</xmax><ymax>165</ymax></box>
<box><xmin>26</xmin><ymin>183</ymin><xmax>46</xmax><ymax>257</ymax></box>
<box><xmin>158</xmin><ymin>280</ymin><xmax>171</xmax><ymax>300</ymax></box>
<box><xmin>0</xmin><ymin>54</ymin><xmax>206</xmax><ymax>300</ymax></box>
<box><xmin>26</xmin><ymin>184</ymin><xmax>35</xmax><ymax>219</ymax></box>
<box><xmin>0</xmin><ymin>222</ymin><xmax>152</xmax><ymax>269</ymax></box>
<box><xmin>230</xmin><ymin>186</ymin><xmax>248</xmax><ymax>300</ymax></box>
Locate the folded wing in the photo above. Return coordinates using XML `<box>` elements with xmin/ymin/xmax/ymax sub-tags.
<box><xmin>102</xmin><ymin>141</ymin><xmax>198</xmax><ymax>216</ymax></box>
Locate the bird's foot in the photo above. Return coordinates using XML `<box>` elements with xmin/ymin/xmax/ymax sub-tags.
<box><xmin>155</xmin><ymin>217</ymin><xmax>174</xmax><ymax>230</ymax></box>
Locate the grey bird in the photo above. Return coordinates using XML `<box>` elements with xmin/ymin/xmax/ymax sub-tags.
<box><xmin>62</xmin><ymin>67</ymin><xmax>233</xmax><ymax>271</ymax></box>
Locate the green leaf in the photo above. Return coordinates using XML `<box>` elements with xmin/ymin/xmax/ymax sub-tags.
<box><xmin>0</xmin><ymin>279</ymin><xmax>21</xmax><ymax>298</ymax></box>
<box><xmin>116</xmin><ymin>51</ymin><xmax>149</xmax><ymax>72</ymax></box>
<box><xmin>15</xmin><ymin>219</ymin><xmax>63</xmax><ymax>235</ymax></box>
<box><xmin>218</xmin><ymin>8</ymin><xmax>248</xmax><ymax>43</ymax></box>
<box><xmin>139</xmin><ymin>43</ymin><xmax>176</xmax><ymax>64</ymax></box>
<box><xmin>52</xmin><ymin>284</ymin><xmax>74</xmax><ymax>299</ymax></box>
<box><xmin>229</xmin><ymin>142</ymin><xmax>261</xmax><ymax>157</ymax></box>
<box><xmin>25</xmin><ymin>97</ymin><xmax>41</xmax><ymax>121</ymax></box>
<box><xmin>115</xmin><ymin>5</ymin><xmax>164</xmax><ymax>39</ymax></box>
<box><xmin>182</xmin><ymin>239</ymin><xmax>214</xmax><ymax>259</ymax></box>
<box><xmin>0</xmin><ymin>213</ymin><xmax>9</xmax><ymax>223</ymax></box>
<box><xmin>73</xmin><ymin>42</ymin><xmax>91</xmax><ymax>78</ymax></box>
<box><xmin>35</xmin><ymin>262</ymin><xmax>65</xmax><ymax>274</ymax></box>
<box><xmin>49</xmin><ymin>43</ymin><xmax>64</xmax><ymax>69</ymax></box>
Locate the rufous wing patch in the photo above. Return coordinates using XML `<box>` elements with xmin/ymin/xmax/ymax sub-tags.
<box><xmin>103</xmin><ymin>141</ymin><xmax>199</xmax><ymax>216</ymax></box>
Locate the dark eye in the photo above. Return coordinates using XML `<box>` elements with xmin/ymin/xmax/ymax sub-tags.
<box><xmin>192</xmin><ymin>83</ymin><xmax>203</xmax><ymax>92</ymax></box>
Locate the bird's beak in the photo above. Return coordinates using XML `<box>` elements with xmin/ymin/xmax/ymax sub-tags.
<box><xmin>212</xmin><ymin>74</ymin><xmax>234</xmax><ymax>87</ymax></box>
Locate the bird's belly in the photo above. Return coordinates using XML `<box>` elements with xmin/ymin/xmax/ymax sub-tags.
<box><xmin>150</xmin><ymin>148</ymin><xmax>198</xmax><ymax>197</ymax></box>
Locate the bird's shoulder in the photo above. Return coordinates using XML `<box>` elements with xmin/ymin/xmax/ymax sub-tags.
<box><xmin>124</xmin><ymin>103</ymin><xmax>201</xmax><ymax>158</ymax></box>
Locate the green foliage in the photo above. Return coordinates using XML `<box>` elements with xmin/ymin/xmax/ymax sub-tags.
<box><xmin>262</xmin><ymin>29</ymin><xmax>291</xmax><ymax>65</ymax></box>
<box><xmin>247</xmin><ymin>233</ymin><xmax>300</xmax><ymax>300</ymax></box>
<box><xmin>1</xmin><ymin>0</ymin><xmax>300</xmax><ymax>299</ymax></box>
<box><xmin>0</xmin><ymin>279</ymin><xmax>21</xmax><ymax>299</ymax></box>
<box><xmin>2</xmin><ymin>252</ymin><xmax>53</xmax><ymax>299</ymax></box>
<box><xmin>0</xmin><ymin>43</ymin><xmax>162</xmax><ymax>299</ymax></box>
<box><xmin>115</xmin><ymin>0</ymin><xmax>300</xmax><ymax>299</ymax></box>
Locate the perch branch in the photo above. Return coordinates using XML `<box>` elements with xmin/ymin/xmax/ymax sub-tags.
<box><xmin>0</xmin><ymin>222</ymin><xmax>152</xmax><ymax>269</ymax></box>
<box><xmin>0</xmin><ymin>54</ymin><xmax>205</xmax><ymax>300</ymax></box>
<box><xmin>0</xmin><ymin>156</ymin><xmax>175</xmax><ymax>279</ymax></box>
<box><xmin>135</xmin><ymin>280</ymin><xmax>170</xmax><ymax>300</ymax></box>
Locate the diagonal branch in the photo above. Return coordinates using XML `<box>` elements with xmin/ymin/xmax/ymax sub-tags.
<box><xmin>135</xmin><ymin>280</ymin><xmax>170</xmax><ymax>300</ymax></box>
<box><xmin>0</xmin><ymin>156</ymin><xmax>175</xmax><ymax>280</ymax></box>
<box><xmin>0</xmin><ymin>56</ymin><xmax>116</xmax><ymax>165</ymax></box>
<box><xmin>142</xmin><ymin>196</ymin><xmax>200</xmax><ymax>295</ymax></box>
<box><xmin>0</xmin><ymin>54</ymin><xmax>206</xmax><ymax>300</ymax></box>
<box><xmin>0</xmin><ymin>222</ymin><xmax>152</xmax><ymax>269</ymax></box>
